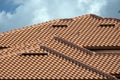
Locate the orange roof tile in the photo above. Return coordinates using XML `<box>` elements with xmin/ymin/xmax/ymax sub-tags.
<box><xmin>0</xmin><ymin>14</ymin><xmax>120</xmax><ymax>80</ymax></box>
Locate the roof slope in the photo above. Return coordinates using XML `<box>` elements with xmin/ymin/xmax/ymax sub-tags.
<box><xmin>0</xmin><ymin>51</ymin><xmax>107</xmax><ymax>79</ymax></box>
<box><xmin>0</xmin><ymin>14</ymin><xmax>120</xmax><ymax>80</ymax></box>
<box><xmin>0</xmin><ymin>14</ymin><xmax>119</xmax><ymax>47</ymax></box>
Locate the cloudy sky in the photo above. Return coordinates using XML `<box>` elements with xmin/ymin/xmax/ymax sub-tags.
<box><xmin>0</xmin><ymin>0</ymin><xmax>120</xmax><ymax>32</ymax></box>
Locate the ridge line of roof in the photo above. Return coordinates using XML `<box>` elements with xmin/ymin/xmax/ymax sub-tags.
<box><xmin>54</xmin><ymin>37</ymin><xmax>95</xmax><ymax>55</ymax></box>
<box><xmin>40</xmin><ymin>45</ymin><xmax>117</xmax><ymax>80</ymax></box>
<box><xmin>0</xmin><ymin>14</ymin><xmax>120</xmax><ymax>36</ymax></box>
<box><xmin>84</xmin><ymin>14</ymin><xmax>120</xmax><ymax>21</ymax></box>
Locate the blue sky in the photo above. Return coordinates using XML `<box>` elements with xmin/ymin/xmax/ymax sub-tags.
<box><xmin>0</xmin><ymin>0</ymin><xmax>120</xmax><ymax>32</ymax></box>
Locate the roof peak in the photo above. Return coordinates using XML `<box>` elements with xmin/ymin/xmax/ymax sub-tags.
<box><xmin>86</xmin><ymin>14</ymin><xmax>103</xmax><ymax>18</ymax></box>
<box><xmin>0</xmin><ymin>14</ymin><xmax>120</xmax><ymax>35</ymax></box>
<box><xmin>85</xmin><ymin>14</ymin><xmax>120</xmax><ymax>21</ymax></box>
<box><xmin>74</xmin><ymin>14</ymin><xmax>103</xmax><ymax>19</ymax></box>
<box><xmin>74</xmin><ymin>14</ymin><xmax>120</xmax><ymax>21</ymax></box>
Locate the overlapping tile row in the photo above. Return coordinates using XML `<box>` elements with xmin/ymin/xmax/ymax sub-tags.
<box><xmin>0</xmin><ymin>19</ymin><xmax>71</xmax><ymax>47</ymax></box>
<box><xmin>0</xmin><ymin>52</ymin><xmax>107</xmax><ymax>79</ymax></box>
<box><xmin>0</xmin><ymin>14</ymin><xmax>120</xmax><ymax>80</ymax></box>
<box><xmin>41</xmin><ymin>37</ymin><xmax>120</xmax><ymax>75</ymax></box>
<box><xmin>40</xmin><ymin>45</ymin><xmax>117</xmax><ymax>80</ymax></box>
<box><xmin>0</xmin><ymin>38</ymin><xmax>108</xmax><ymax>79</ymax></box>
<box><xmin>59</xmin><ymin>15</ymin><xmax>119</xmax><ymax>47</ymax></box>
<box><xmin>0</xmin><ymin>40</ymin><xmax>42</xmax><ymax>58</ymax></box>
<box><xmin>0</xmin><ymin>14</ymin><xmax>119</xmax><ymax>48</ymax></box>
<box><xmin>0</xmin><ymin>38</ymin><xmax>119</xmax><ymax>79</ymax></box>
<box><xmin>118</xmin><ymin>23</ymin><xmax>120</xmax><ymax>46</ymax></box>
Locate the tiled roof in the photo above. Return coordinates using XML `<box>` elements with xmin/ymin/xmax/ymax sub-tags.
<box><xmin>0</xmin><ymin>14</ymin><xmax>119</xmax><ymax>47</ymax></box>
<box><xmin>0</xmin><ymin>14</ymin><xmax>120</xmax><ymax>80</ymax></box>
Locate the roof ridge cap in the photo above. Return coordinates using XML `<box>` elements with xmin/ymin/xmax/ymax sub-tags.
<box><xmin>73</xmin><ymin>14</ymin><xmax>103</xmax><ymax>20</ymax></box>
<box><xmin>86</xmin><ymin>14</ymin><xmax>103</xmax><ymax>19</ymax></box>
<box><xmin>85</xmin><ymin>14</ymin><xmax>120</xmax><ymax>22</ymax></box>
<box><xmin>40</xmin><ymin>45</ymin><xmax>117</xmax><ymax>80</ymax></box>
<box><xmin>0</xmin><ymin>14</ymin><xmax>119</xmax><ymax>36</ymax></box>
<box><xmin>54</xmin><ymin>37</ymin><xmax>95</xmax><ymax>55</ymax></box>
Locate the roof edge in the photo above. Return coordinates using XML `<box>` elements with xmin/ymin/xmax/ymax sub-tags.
<box><xmin>0</xmin><ymin>14</ymin><xmax>120</xmax><ymax>35</ymax></box>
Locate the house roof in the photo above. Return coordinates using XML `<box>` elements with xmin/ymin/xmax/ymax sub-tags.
<box><xmin>0</xmin><ymin>14</ymin><xmax>120</xmax><ymax>80</ymax></box>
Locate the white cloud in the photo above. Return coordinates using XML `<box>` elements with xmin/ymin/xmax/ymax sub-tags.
<box><xmin>0</xmin><ymin>0</ymin><xmax>119</xmax><ymax>32</ymax></box>
<box><xmin>88</xmin><ymin>0</ymin><xmax>106</xmax><ymax>15</ymax></box>
<box><xmin>10</xmin><ymin>0</ymin><xmax>26</xmax><ymax>5</ymax></box>
<box><xmin>32</xmin><ymin>7</ymin><xmax>50</xmax><ymax>24</ymax></box>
